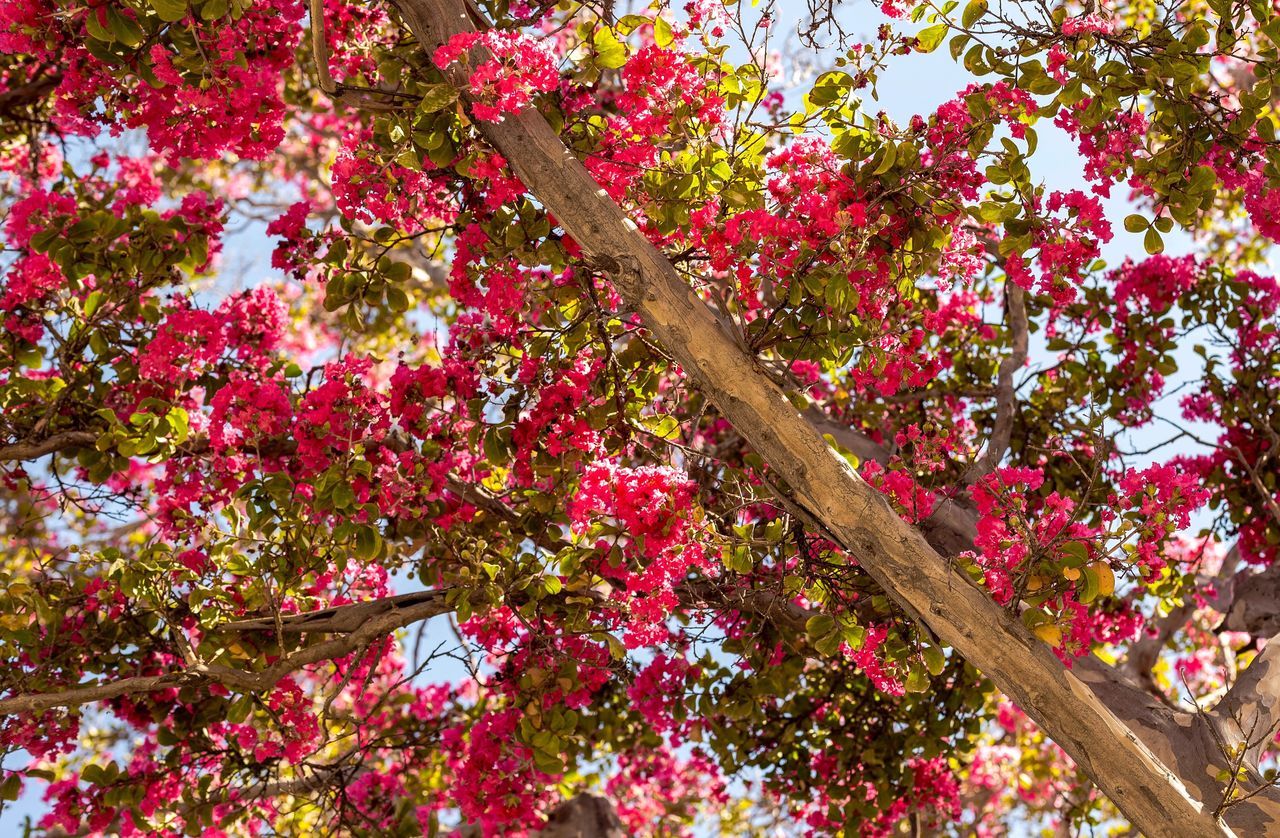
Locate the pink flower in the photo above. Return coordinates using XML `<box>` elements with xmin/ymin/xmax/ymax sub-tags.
<box><xmin>434</xmin><ymin>30</ymin><xmax>559</xmax><ymax>122</ymax></box>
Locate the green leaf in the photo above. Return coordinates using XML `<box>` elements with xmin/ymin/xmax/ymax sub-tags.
<box><xmin>813</xmin><ymin>632</ymin><xmax>842</xmax><ymax>657</ymax></box>
<box><xmin>603</xmin><ymin>632</ymin><xmax>626</xmax><ymax>660</ymax></box>
<box><xmin>871</xmin><ymin>143</ymin><xmax>897</xmax><ymax>176</ymax></box>
<box><xmin>594</xmin><ymin>28</ymin><xmax>628</xmax><ymax>69</ymax></box>
<box><xmin>961</xmin><ymin>0</ymin><xmax>987</xmax><ymax>28</ymax></box>
<box><xmin>84</xmin><ymin>290</ymin><xmax>104</xmax><ymax>318</ymax></box>
<box><xmin>354</xmin><ymin>526</ymin><xmax>381</xmax><ymax>560</ymax></box>
<box><xmin>199</xmin><ymin>0</ymin><xmax>229</xmax><ymax>20</ymax></box>
<box><xmin>1123</xmin><ymin>213</ymin><xmax>1148</xmax><ymax>233</ymax></box>
<box><xmin>615</xmin><ymin>14</ymin><xmax>649</xmax><ymax>34</ymax></box>
<box><xmin>106</xmin><ymin>8</ymin><xmax>145</xmax><ymax>47</ymax></box>
<box><xmin>386</xmin><ymin>285</ymin><xmax>410</xmax><ymax>313</ymax></box>
<box><xmin>1189</xmin><ymin>165</ymin><xmax>1217</xmax><ymax>194</ymax></box>
<box><xmin>531</xmin><ymin>750</ymin><xmax>564</xmax><ymax>774</ymax></box>
<box><xmin>1060</xmin><ymin>541</ymin><xmax>1089</xmax><ymax>564</ymax></box>
<box><xmin>923</xmin><ymin>644</ymin><xmax>946</xmax><ymax>676</ymax></box>
<box><xmin>226</xmin><ymin>695</ymin><xmax>253</xmax><ymax>724</ymax></box>
<box><xmin>805</xmin><ymin>614</ymin><xmax>836</xmax><ymax>639</ymax></box>
<box><xmin>725</xmin><ymin>547</ymin><xmax>753</xmax><ymax>574</ymax></box>
<box><xmin>149</xmin><ymin>0</ymin><xmax>189</xmax><ymax>22</ymax></box>
<box><xmin>418</xmin><ymin>84</ymin><xmax>458</xmax><ymax>114</ymax></box>
<box><xmin>1144</xmin><ymin>227</ymin><xmax>1165</xmax><ymax>255</ymax></box>
<box><xmin>640</xmin><ymin>414</ymin><xmax>680</xmax><ymax>440</ymax></box>
<box><xmin>0</xmin><ymin>774</ymin><xmax>20</xmax><ymax>801</ymax></box>
<box><xmin>85</xmin><ymin>8</ymin><xmax>113</xmax><ymax>41</ymax></box>
<box><xmin>808</xmin><ymin>71</ymin><xmax>853</xmax><ymax>108</ymax></box>
<box><xmin>1259</xmin><ymin>117</ymin><xmax>1277</xmax><ymax>143</ymax></box>
<box><xmin>331</xmin><ymin>482</ymin><xmax>356</xmax><ymax>509</ymax></box>
<box><xmin>167</xmin><ymin>407</ymin><xmax>190</xmax><ymax>444</ymax></box>
<box><xmin>915</xmin><ymin>24</ymin><xmax>949</xmax><ymax>53</ymax></box>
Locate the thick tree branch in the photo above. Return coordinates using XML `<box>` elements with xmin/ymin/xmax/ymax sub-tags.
<box><xmin>0</xmin><ymin>71</ymin><xmax>60</xmax><ymax>116</ymax></box>
<box><xmin>534</xmin><ymin>794</ymin><xmax>625</xmax><ymax>838</ymax></box>
<box><xmin>388</xmin><ymin>2</ymin><xmax>1241</xmax><ymax>833</ymax></box>
<box><xmin>0</xmin><ymin>591</ymin><xmax>452</xmax><ymax>716</ymax></box>
<box><xmin>0</xmin><ymin>672</ymin><xmax>202</xmax><ymax>717</ymax></box>
<box><xmin>0</xmin><ymin>430</ymin><xmax>98</xmax><ymax>462</ymax></box>
<box><xmin>1225</xmin><ymin>562</ymin><xmax>1280</xmax><ymax>637</ymax></box>
<box><xmin>1216</xmin><ymin>635</ymin><xmax>1280</xmax><ymax>771</ymax></box>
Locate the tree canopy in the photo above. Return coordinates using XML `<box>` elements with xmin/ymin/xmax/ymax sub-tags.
<box><xmin>2</xmin><ymin>0</ymin><xmax>1280</xmax><ymax>833</ymax></box>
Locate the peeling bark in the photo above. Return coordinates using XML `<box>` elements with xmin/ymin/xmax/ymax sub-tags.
<box><xmin>1225</xmin><ymin>563</ymin><xmax>1280</xmax><ymax>637</ymax></box>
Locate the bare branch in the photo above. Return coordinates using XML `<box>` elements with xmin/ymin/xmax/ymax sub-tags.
<box><xmin>0</xmin><ymin>591</ymin><xmax>453</xmax><ymax>716</ymax></box>
<box><xmin>1126</xmin><ymin>545</ymin><xmax>1242</xmax><ymax>700</ymax></box>
<box><xmin>0</xmin><ymin>430</ymin><xmax>98</xmax><ymax>462</ymax></box>
<box><xmin>964</xmin><ymin>283</ymin><xmax>1028</xmax><ymax>484</ymax></box>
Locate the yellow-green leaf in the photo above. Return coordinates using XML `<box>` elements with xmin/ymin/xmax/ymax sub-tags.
<box><xmin>654</xmin><ymin>16</ymin><xmax>675</xmax><ymax>48</ymax></box>
<box><xmin>1144</xmin><ymin>227</ymin><xmax>1165</xmax><ymax>255</ymax></box>
<box><xmin>419</xmin><ymin>84</ymin><xmax>459</xmax><ymax>114</ymax></box>
<box><xmin>962</xmin><ymin>0</ymin><xmax>987</xmax><ymax>27</ymax></box>
<box><xmin>1124</xmin><ymin>214</ymin><xmax>1149</xmax><ymax>234</ymax></box>
<box><xmin>916</xmin><ymin>24</ymin><xmax>949</xmax><ymax>53</ymax></box>
<box><xmin>594</xmin><ymin>28</ymin><xmax>628</xmax><ymax>69</ymax></box>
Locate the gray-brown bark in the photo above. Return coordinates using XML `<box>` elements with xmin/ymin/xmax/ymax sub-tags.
<box><xmin>0</xmin><ymin>591</ymin><xmax>453</xmax><ymax>715</ymax></box>
<box><xmin>1225</xmin><ymin>563</ymin><xmax>1280</xmax><ymax>637</ymax></box>
<box><xmin>389</xmin><ymin>0</ymin><xmax>1251</xmax><ymax>833</ymax></box>
<box><xmin>536</xmin><ymin>794</ymin><xmax>626</xmax><ymax>838</ymax></box>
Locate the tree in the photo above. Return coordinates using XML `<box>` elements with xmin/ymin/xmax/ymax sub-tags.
<box><xmin>2</xmin><ymin>0</ymin><xmax>1280</xmax><ymax>832</ymax></box>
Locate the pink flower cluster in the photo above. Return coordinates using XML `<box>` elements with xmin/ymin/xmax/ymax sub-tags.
<box><xmin>1054</xmin><ymin>100</ymin><xmax>1148</xmax><ymax>196</ymax></box>
<box><xmin>605</xmin><ymin>746</ymin><xmax>728</xmax><ymax>833</ymax></box>
<box><xmin>1061</xmin><ymin>14</ymin><xmax>1114</xmax><ymax>36</ymax></box>
<box><xmin>1003</xmin><ymin>190</ymin><xmax>1112</xmax><ymax>306</ymax></box>
<box><xmin>331</xmin><ymin>135</ymin><xmax>457</xmax><ymax>228</ymax></box>
<box><xmin>1244</xmin><ymin>164</ymin><xmax>1280</xmax><ymax>242</ymax></box>
<box><xmin>569</xmin><ymin>462</ymin><xmax>712</xmax><ymax>647</ymax></box>
<box><xmin>628</xmin><ymin>653</ymin><xmax>699</xmax><ymax>734</ymax></box>
<box><xmin>1110</xmin><ymin>467</ymin><xmax>1210</xmax><ymax>574</ymax></box>
<box><xmin>1104</xmin><ymin>254</ymin><xmax>1202</xmax><ymax>422</ymax></box>
<box><xmin>433</xmin><ymin>30</ymin><xmax>559</xmax><ymax>122</ymax></box>
<box><xmin>138</xmin><ymin>288</ymin><xmax>287</xmax><ymax>385</ymax></box>
<box><xmin>440</xmin><ymin>708</ymin><xmax>556</xmax><ymax>828</ymax></box>
<box><xmin>4</xmin><ymin>0</ymin><xmax>304</xmax><ymax>159</ymax></box>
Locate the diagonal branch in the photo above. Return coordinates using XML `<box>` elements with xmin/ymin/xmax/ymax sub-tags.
<box><xmin>0</xmin><ymin>591</ymin><xmax>453</xmax><ymax>716</ymax></box>
<box><xmin>387</xmin><ymin>2</ymin><xmax>1241</xmax><ymax>832</ymax></box>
